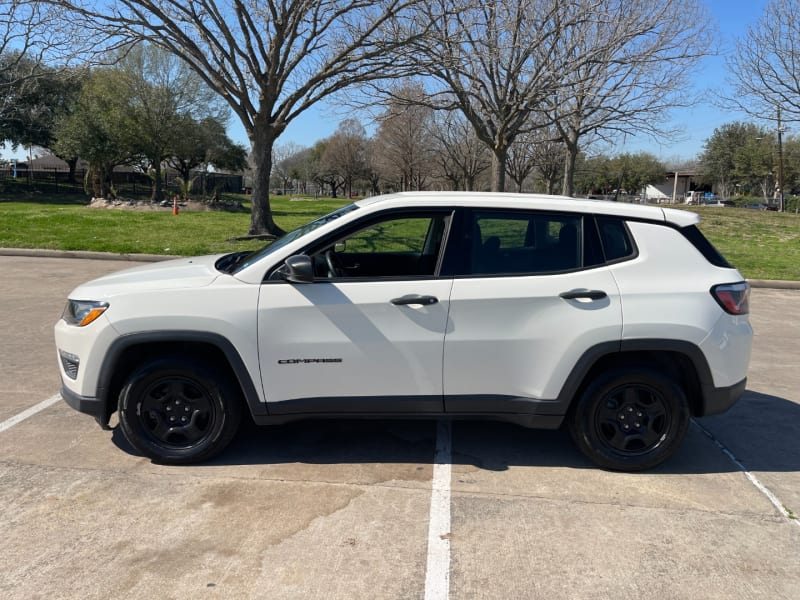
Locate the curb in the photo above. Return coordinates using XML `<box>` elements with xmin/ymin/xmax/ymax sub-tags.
<box><xmin>2</xmin><ymin>247</ymin><xmax>799</xmax><ymax>290</ymax></box>
<box><xmin>746</xmin><ymin>279</ymin><xmax>800</xmax><ymax>290</ymax></box>
<box><xmin>0</xmin><ymin>248</ymin><xmax>174</xmax><ymax>263</ymax></box>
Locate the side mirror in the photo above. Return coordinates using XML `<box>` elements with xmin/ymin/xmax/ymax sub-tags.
<box><xmin>281</xmin><ymin>255</ymin><xmax>314</xmax><ymax>283</ymax></box>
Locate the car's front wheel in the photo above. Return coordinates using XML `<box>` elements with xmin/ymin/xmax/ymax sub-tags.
<box><xmin>569</xmin><ymin>368</ymin><xmax>690</xmax><ymax>471</ymax></box>
<box><xmin>118</xmin><ymin>357</ymin><xmax>242</xmax><ymax>464</ymax></box>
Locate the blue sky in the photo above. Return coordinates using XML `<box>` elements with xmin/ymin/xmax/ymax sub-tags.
<box><xmin>3</xmin><ymin>0</ymin><xmax>772</xmax><ymax>164</ymax></box>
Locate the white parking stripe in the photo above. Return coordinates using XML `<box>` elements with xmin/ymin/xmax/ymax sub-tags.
<box><xmin>694</xmin><ymin>419</ymin><xmax>800</xmax><ymax>529</ymax></box>
<box><xmin>0</xmin><ymin>394</ymin><xmax>62</xmax><ymax>433</ymax></box>
<box><xmin>424</xmin><ymin>419</ymin><xmax>452</xmax><ymax>600</ymax></box>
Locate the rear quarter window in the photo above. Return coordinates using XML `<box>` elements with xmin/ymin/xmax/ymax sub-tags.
<box><xmin>596</xmin><ymin>217</ymin><xmax>636</xmax><ymax>262</ymax></box>
<box><xmin>680</xmin><ymin>225</ymin><xmax>733</xmax><ymax>268</ymax></box>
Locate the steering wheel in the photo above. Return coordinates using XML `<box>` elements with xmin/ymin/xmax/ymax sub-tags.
<box><xmin>324</xmin><ymin>249</ymin><xmax>343</xmax><ymax>278</ymax></box>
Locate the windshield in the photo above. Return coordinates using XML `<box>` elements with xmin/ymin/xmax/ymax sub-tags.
<box><xmin>230</xmin><ymin>203</ymin><xmax>359</xmax><ymax>274</ymax></box>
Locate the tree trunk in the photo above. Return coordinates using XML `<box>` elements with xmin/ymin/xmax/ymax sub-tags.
<box><xmin>546</xmin><ymin>174</ymin><xmax>556</xmax><ymax>195</ymax></box>
<box><xmin>491</xmin><ymin>148</ymin><xmax>507</xmax><ymax>192</ymax></box>
<box><xmin>249</xmin><ymin>125</ymin><xmax>284</xmax><ymax>236</ymax></box>
<box><xmin>89</xmin><ymin>163</ymin><xmax>113</xmax><ymax>198</ymax></box>
<box><xmin>179</xmin><ymin>162</ymin><xmax>191</xmax><ymax>182</ymax></box>
<box><xmin>150</xmin><ymin>159</ymin><xmax>164</xmax><ymax>202</ymax></box>
<box><xmin>89</xmin><ymin>166</ymin><xmax>103</xmax><ymax>198</ymax></box>
<box><xmin>66</xmin><ymin>157</ymin><xmax>78</xmax><ymax>184</ymax></box>
<box><xmin>562</xmin><ymin>138</ymin><xmax>579</xmax><ymax>197</ymax></box>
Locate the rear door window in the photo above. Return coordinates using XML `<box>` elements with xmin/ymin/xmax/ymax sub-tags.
<box><xmin>463</xmin><ymin>211</ymin><xmax>584</xmax><ymax>275</ymax></box>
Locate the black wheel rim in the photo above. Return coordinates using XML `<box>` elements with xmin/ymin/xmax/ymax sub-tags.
<box><xmin>594</xmin><ymin>384</ymin><xmax>671</xmax><ymax>456</ymax></box>
<box><xmin>138</xmin><ymin>376</ymin><xmax>217</xmax><ymax>449</ymax></box>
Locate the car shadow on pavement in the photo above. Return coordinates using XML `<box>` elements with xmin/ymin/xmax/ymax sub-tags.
<box><xmin>111</xmin><ymin>390</ymin><xmax>800</xmax><ymax>474</ymax></box>
<box><xmin>686</xmin><ymin>389</ymin><xmax>800</xmax><ymax>474</ymax></box>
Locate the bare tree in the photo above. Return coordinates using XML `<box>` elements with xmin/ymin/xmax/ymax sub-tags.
<box><xmin>428</xmin><ymin>110</ymin><xmax>490</xmax><ymax>191</ymax></box>
<box><xmin>531</xmin><ymin>130</ymin><xmax>565</xmax><ymax>195</ymax></box>
<box><xmin>727</xmin><ymin>0</ymin><xmax>800</xmax><ymax>123</ymax></box>
<box><xmin>548</xmin><ymin>0</ymin><xmax>712</xmax><ymax>196</ymax></box>
<box><xmin>374</xmin><ymin>85</ymin><xmax>436</xmax><ymax>191</ymax></box>
<box><xmin>364</xmin><ymin>138</ymin><xmax>383</xmax><ymax>195</ymax></box>
<box><xmin>323</xmin><ymin>119</ymin><xmax>368</xmax><ymax>198</ymax></box>
<box><xmin>505</xmin><ymin>133</ymin><xmax>539</xmax><ymax>193</ymax></box>
<box><xmin>310</xmin><ymin>139</ymin><xmax>346</xmax><ymax>197</ymax></box>
<box><xmin>272</xmin><ymin>142</ymin><xmax>305</xmax><ymax>195</ymax></box>
<box><xmin>409</xmin><ymin>0</ymin><xmax>598</xmax><ymax>192</ymax></box>
<box><xmin>48</xmin><ymin>0</ymin><xmax>427</xmax><ymax>235</ymax></box>
<box><xmin>1</xmin><ymin>2</ymin><xmax>86</xmax><ymax>146</ymax></box>
<box><xmin>1</xmin><ymin>2</ymin><xmax>69</xmax><ymax>74</ymax></box>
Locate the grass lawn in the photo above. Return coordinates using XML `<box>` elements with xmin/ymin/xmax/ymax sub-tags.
<box><xmin>1</xmin><ymin>193</ymin><xmax>798</xmax><ymax>280</ymax></box>
<box><xmin>0</xmin><ymin>193</ymin><xmax>351</xmax><ymax>257</ymax></box>
<box><xmin>686</xmin><ymin>207</ymin><xmax>800</xmax><ymax>281</ymax></box>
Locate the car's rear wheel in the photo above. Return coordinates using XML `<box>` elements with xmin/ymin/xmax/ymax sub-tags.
<box><xmin>118</xmin><ymin>357</ymin><xmax>242</xmax><ymax>464</ymax></box>
<box><xmin>569</xmin><ymin>368</ymin><xmax>690</xmax><ymax>471</ymax></box>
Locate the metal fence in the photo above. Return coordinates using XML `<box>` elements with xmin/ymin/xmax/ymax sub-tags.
<box><xmin>0</xmin><ymin>167</ymin><xmax>244</xmax><ymax>198</ymax></box>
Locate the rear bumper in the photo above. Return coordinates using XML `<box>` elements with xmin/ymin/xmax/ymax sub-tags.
<box><xmin>699</xmin><ymin>377</ymin><xmax>747</xmax><ymax>417</ymax></box>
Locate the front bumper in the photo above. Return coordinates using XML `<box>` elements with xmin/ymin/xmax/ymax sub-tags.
<box><xmin>60</xmin><ymin>384</ymin><xmax>112</xmax><ymax>430</ymax></box>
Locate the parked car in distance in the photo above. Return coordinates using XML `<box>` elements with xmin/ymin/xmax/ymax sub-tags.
<box><xmin>55</xmin><ymin>192</ymin><xmax>753</xmax><ymax>471</ymax></box>
<box><xmin>745</xmin><ymin>203</ymin><xmax>778</xmax><ymax>211</ymax></box>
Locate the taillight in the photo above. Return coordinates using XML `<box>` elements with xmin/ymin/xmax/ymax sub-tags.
<box><xmin>711</xmin><ymin>282</ymin><xmax>750</xmax><ymax>315</ymax></box>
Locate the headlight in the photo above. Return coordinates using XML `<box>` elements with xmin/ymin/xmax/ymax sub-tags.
<box><xmin>62</xmin><ymin>300</ymin><xmax>109</xmax><ymax>327</ymax></box>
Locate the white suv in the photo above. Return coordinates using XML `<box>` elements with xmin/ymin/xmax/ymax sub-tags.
<box><xmin>55</xmin><ymin>192</ymin><xmax>752</xmax><ymax>471</ymax></box>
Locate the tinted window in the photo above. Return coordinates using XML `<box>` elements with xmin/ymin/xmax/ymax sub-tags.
<box><xmin>310</xmin><ymin>213</ymin><xmax>449</xmax><ymax>279</ymax></box>
<box><xmin>680</xmin><ymin>225</ymin><xmax>732</xmax><ymax>268</ymax></box>
<box><xmin>596</xmin><ymin>217</ymin><xmax>636</xmax><ymax>262</ymax></box>
<box><xmin>466</xmin><ymin>211</ymin><xmax>582</xmax><ymax>275</ymax></box>
<box><xmin>339</xmin><ymin>217</ymin><xmax>432</xmax><ymax>254</ymax></box>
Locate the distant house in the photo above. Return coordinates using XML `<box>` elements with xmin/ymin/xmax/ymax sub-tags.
<box><xmin>646</xmin><ymin>170</ymin><xmax>707</xmax><ymax>204</ymax></box>
<box><xmin>26</xmin><ymin>154</ymin><xmax>139</xmax><ymax>173</ymax></box>
<box><xmin>24</xmin><ymin>155</ymin><xmax>87</xmax><ymax>171</ymax></box>
<box><xmin>644</xmin><ymin>184</ymin><xmax>670</xmax><ymax>202</ymax></box>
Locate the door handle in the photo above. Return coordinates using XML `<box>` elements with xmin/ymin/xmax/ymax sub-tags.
<box><xmin>559</xmin><ymin>289</ymin><xmax>607</xmax><ymax>301</ymax></box>
<box><xmin>391</xmin><ymin>294</ymin><xmax>439</xmax><ymax>306</ymax></box>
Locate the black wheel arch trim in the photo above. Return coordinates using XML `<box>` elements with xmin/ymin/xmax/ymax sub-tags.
<box><xmin>555</xmin><ymin>338</ymin><xmax>718</xmax><ymax>415</ymax></box>
<box><xmin>619</xmin><ymin>338</ymin><xmax>714</xmax><ymax>386</ymax></box>
<box><xmin>96</xmin><ymin>331</ymin><xmax>266</xmax><ymax>421</ymax></box>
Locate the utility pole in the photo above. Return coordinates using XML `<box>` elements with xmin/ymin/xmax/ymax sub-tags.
<box><xmin>777</xmin><ymin>106</ymin><xmax>785</xmax><ymax>212</ymax></box>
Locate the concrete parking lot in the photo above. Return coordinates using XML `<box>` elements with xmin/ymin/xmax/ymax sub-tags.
<box><xmin>0</xmin><ymin>255</ymin><xmax>798</xmax><ymax>599</ymax></box>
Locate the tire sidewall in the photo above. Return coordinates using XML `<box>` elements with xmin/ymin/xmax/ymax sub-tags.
<box><xmin>570</xmin><ymin>368</ymin><xmax>690</xmax><ymax>471</ymax></box>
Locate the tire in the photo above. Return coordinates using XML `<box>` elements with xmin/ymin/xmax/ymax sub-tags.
<box><xmin>117</xmin><ymin>356</ymin><xmax>242</xmax><ymax>464</ymax></box>
<box><xmin>568</xmin><ymin>368</ymin><xmax>690</xmax><ymax>471</ymax></box>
